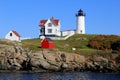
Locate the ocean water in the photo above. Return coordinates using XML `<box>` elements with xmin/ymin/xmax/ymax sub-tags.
<box><xmin>0</xmin><ymin>71</ymin><xmax>120</xmax><ymax>80</ymax></box>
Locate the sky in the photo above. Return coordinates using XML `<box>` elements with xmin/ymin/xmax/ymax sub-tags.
<box><xmin>0</xmin><ymin>0</ymin><xmax>120</xmax><ymax>38</ymax></box>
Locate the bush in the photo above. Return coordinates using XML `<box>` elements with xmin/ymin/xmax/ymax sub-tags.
<box><xmin>88</xmin><ymin>35</ymin><xmax>120</xmax><ymax>51</ymax></box>
<box><xmin>111</xmin><ymin>40</ymin><xmax>120</xmax><ymax>51</ymax></box>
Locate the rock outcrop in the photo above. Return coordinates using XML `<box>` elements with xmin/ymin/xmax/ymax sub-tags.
<box><xmin>0</xmin><ymin>40</ymin><xmax>120</xmax><ymax>72</ymax></box>
<box><xmin>29</xmin><ymin>50</ymin><xmax>86</xmax><ymax>72</ymax></box>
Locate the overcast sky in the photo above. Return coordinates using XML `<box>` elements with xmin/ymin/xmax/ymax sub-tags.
<box><xmin>0</xmin><ymin>0</ymin><xmax>120</xmax><ymax>38</ymax></box>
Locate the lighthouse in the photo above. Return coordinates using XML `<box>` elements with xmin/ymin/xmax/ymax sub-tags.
<box><xmin>76</xmin><ymin>9</ymin><xmax>85</xmax><ymax>34</ymax></box>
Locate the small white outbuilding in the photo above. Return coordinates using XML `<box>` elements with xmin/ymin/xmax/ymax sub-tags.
<box><xmin>5</xmin><ymin>30</ymin><xmax>21</xmax><ymax>42</ymax></box>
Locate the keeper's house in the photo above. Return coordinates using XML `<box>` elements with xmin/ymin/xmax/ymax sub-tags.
<box><xmin>39</xmin><ymin>17</ymin><xmax>61</xmax><ymax>37</ymax></box>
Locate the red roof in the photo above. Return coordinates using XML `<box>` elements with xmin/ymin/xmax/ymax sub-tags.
<box><xmin>39</xmin><ymin>17</ymin><xmax>59</xmax><ymax>27</ymax></box>
<box><xmin>12</xmin><ymin>30</ymin><xmax>20</xmax><ymax>37</ymax></box>
<box><xmin>50</xmin><ymin>17</ymin><xmax>59</xmax><ymax>25</ymax></box>
<box><xmin>39</xmin><ymin>20</ymin><xmax>47</xmax><ymax>26</ymax></box>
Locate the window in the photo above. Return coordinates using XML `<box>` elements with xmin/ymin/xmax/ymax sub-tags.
<box><xmin>10</xmin><ymin>33</ymin><xmax>12</xmax><ymax>36</ymax></box>
<box><xmin>81</xmin><ymin>30</ymin><xmax>82</xmax><ymax>33</ymax></box>
<box><xmin>48</xmin><ymin>23</ymin><xmax>52</xmax><ymax>27</ymax></box>
<box><xmin>48</xmin><ymin>29</ymin><xmax>52</xmax><ymax>33</ymax></box>
<box><xmin>41</xmin><ymin>28</ymin><xmax>44</xmax><ymax>33</ymax></box>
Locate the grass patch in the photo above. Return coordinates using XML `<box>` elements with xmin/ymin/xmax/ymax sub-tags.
<box><xmin>0</xmin><ymin>39</ymin><xmax>16</xmax><ymax>46</ymax></box>
<box><xmin>54</xmin><ymin>34</ymin><xmax>97</xmax><ymax>53</ymax></box>
<box><xmin>22</xmin><ymin>38</ymin><xmax>42</xmax><ymax>52</ymax></box>
<box><xmin>21</xmin><ymin>34</ymin><xmax>104</xmax><ymax>55</ymax></box>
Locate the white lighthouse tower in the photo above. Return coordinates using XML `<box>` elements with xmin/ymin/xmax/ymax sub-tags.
<box><xmin>76</xmin><ymin>9</ymin><xmax>85</xmax><ymax>34</ymax></box>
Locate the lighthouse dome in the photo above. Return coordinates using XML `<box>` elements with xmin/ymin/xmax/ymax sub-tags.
<box><xmin>76</xmin><ymin>9</ymin><xmax>85</xmax><ymax>16</ymax></box>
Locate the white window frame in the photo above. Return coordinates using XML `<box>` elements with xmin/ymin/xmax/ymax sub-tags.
<box><xmin>48</xmin><ymin>29</ymin><xmax>52</xmax><ymax>33</ymax></box>
<box><xmin>48</xmin><ymin>23</ymin><xmax>52</xmax><ymax>27</ymax></box>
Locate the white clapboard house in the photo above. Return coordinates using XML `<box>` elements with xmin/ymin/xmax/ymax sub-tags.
<box><xmin>39</xmin><ymin>17</ymin><xmax>61</xmax><ymax>37</ymax></box>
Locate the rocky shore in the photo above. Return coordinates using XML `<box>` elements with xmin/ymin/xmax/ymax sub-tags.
<box><xmin>0</xmin><ymin>41</ymin><xmax>120</xmax><ymax>73</ymax></box>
